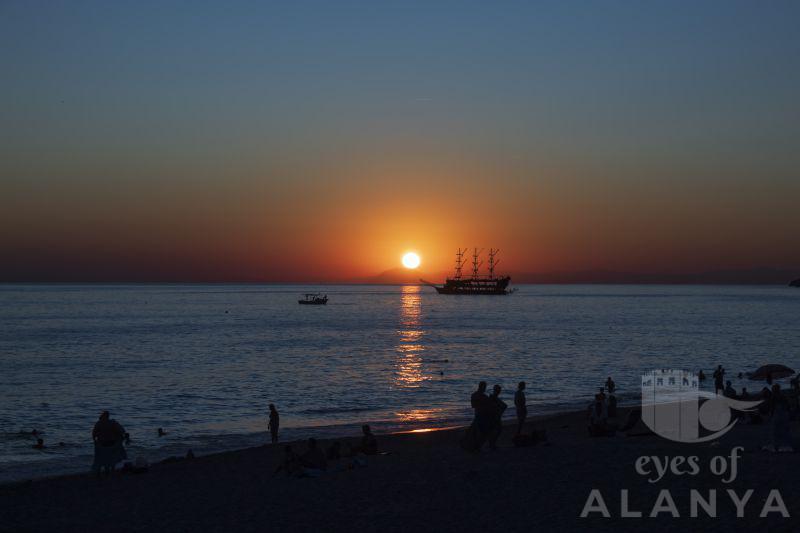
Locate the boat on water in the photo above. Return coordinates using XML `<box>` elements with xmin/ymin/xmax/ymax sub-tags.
<box><xmin>299</xmin><ymin>293</ymin><xmax>328</xmax><ymax>305</ymax></box>
<box><xmin>422</xmin><ymin>248</ymin><xmax>512</xmax><ymax>295</ymax></box>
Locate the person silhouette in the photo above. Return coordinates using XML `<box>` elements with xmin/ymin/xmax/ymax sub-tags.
<box><xmin>274</xmin><ymin>445</ymin><xmax>301</xmax><ymax>476</ymax></box>
<box><xmin>713</xmin><ymin>365</ymin><xmax>725</xmax><ymax>395</ymax></box>
<box><xmin>514</xmin><ymin>382</ymin><xmax>527</xmax><ymax>435</ymax></box>
<box><xmin>488</xmin><ymin>384</ymin><xmax>507</xmax><ymax>450</ymax></box>
<box><xmin>268</xmin><ymin>404</ymin><xmax>280</xmax><ymax>444</ymax></box>
<box><xmin>357</xmin><ymin>424</ymin><xmax>377</xmax><ymax>455</ymax></box>
<box><xmin>92</xmin><ymin>411</ymin><xmax>127</xmax><ymax>477</ymax></box>
<box><xmin>32</xmin><ymin>438</ymin><xmax>45</xmax><ymax>450</ymax></box>
<box><xmin>607</xmin><ymin>394</ymin><xmax>618</xmax><ymax>419</ymax></box>
<box><xmin>300</xmin><ymin>438</ymin><xmax>327</xmax><ymax>476</ymax></box>
<box><xmin>605</xmin><ymin>377</ymin><xmax>616</xmax><ymax>394</ymax></box>
<box><xmin>469</xmin><ymin>381</ymin><xmax>491</xmax><ymax>450</ymax></box>
<box><xmin>461</xmin><ymin>382</ymin><xmax>491</xmax><ymax>452</ymax></box>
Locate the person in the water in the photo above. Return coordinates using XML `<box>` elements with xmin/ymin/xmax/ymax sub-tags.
<box><xmin>268</xmin><ymin>404</ymin><xmax>280</xmax><ymax>444</ymax></box>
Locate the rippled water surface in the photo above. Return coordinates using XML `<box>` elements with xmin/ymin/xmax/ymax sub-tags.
<box><xmin>1</xmin><ymin>283</ymin><xmax>798</xmax><ymax>481</ymax></box>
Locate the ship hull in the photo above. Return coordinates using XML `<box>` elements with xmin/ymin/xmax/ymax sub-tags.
<box><xmin>429</xmin><ymin>276</ymin><xmax>512</xmax><ymax>295</ymax></box>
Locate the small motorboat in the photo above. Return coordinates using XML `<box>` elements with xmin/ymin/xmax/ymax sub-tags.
<box><xmin>298</xmin><ymin>293</ymin><xmax>328</xmax><ymax>305</ymax></box>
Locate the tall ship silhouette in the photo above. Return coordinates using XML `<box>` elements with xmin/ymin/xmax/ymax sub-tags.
<box><xmin>422</xmin><ymin>248</ymin><xmax>512</xmax><ymax>295</ymax></box>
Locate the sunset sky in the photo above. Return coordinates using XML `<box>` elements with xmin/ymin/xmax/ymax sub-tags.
<box><xmin>2</xmin><ymin>1</ymin><xmax>799</xmax><ymax>281</ymax></box>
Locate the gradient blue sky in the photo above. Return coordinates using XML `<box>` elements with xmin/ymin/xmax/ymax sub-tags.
<box><xmin>2</xmin><ymin>1</ymin><xmax>799</xmax><ymax>280</ymax></box>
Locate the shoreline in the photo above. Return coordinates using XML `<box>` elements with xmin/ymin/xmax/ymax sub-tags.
<box><xmin>2</xmin><ymin>391</ymin><xmax>631</xmax><ymax>486</ymax></box>
<box><xmin>0</xmin><ymin>406</ymin><xmax>582</xmax><ymax>489</ymax></box>
<box><xmin>2</xmin><ymin>405</ymin><xmax>798</xmax><ymax>531</ymax></box>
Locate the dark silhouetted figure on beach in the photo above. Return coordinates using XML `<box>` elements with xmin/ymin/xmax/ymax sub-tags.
<box><xmin>768</xmin><ymin>384</ymin><xmax>793</xmax><ymax>452</ymax></box>
<box><xmin>32</xmin><ymin>438</ymin><xmax>45</xmax><ymax>450</ymax></box>
<box><xmin>605</xmin><ymin>377</ymin><xmax>615</xmax><ymax>394</ymax></box>
<box><xmin>274</xmin><ymin>445</ymin><xmax>301</xmax><ymax>476</ymax></box>
<box><xmin>462</xmin><ymin>381</ymin><xmax>491</xmax><ymax>452</ymax></box>
<box><xmin>488</xmin><ymin>384</ymin><xmax>507</xmax><ymax>450</ymax></box>
<box><xmin>92</xmin><ymin>411</ymin><xmax>126</xmax><ymax>477</ymax></box>
<box><xmin>724</xmin><ymin>381</ymin><xmax>736</xmax><ymax>398</ymax></box>
<box><xmin>698</xmin><ymin>370</ymin><xmax>706</xmax><ymax>382</ymax></box>
<box><xmin>268</xmin><ymin>404</ymin><xmax>280</xmax><ymax>444</ymax></box>
<box><xmin>357</xmin><ymin>424</ymin><xmax>378</xmax><ymax>455</ymax></box>
<box><xmin>300</xmin><ymin>438</ymin><xmax>327</xmax><ymax>476</ymax></box>
<box><xmin>157</xmin><ymin>427</ymin><xmax>166</xmax><ymax>437</ymax></box>
<box><xmin>713</xmin><ymin>365</ymin><xmax>725</xmax><ymax>394</ymax></box>
<box><xmin>588</xmin><ymin>394</ymin><xmax>609</xmax><ymax>437</ymax></box>
<box><xmin>514</xmin><ymin>382</ymin><xmax>527</xmax><ymax>435</ymax></box>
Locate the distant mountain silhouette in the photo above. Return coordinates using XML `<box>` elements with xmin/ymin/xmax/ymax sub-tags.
<box><xmin>360</xmin><ymin>267</ymin><xmax>440</xmax><ymax>285</ymax></box>
<box><xmin>507</xmin><ymin>268</ymin><xmax>800</xmax><ymax>285</ymax></box>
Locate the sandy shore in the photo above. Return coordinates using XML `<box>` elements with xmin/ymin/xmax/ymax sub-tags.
<box><xmin>1</xmin><ymin>407</ymin><xmax>798</xmax><ymax>532</ymax></box>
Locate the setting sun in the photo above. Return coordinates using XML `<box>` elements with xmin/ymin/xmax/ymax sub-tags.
<box><xmin>402</xmin><ymin>252</ymin><xmax>421</xmax><ymax>269</ymax></box>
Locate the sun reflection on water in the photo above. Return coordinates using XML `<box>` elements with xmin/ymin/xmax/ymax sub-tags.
<box><xmin>394</xmin><ymin>285</ymin><xmax>428</xmax><ymax>388</ymax></box>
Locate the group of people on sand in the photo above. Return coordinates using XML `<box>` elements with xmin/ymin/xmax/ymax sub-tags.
<box><xmin>460</xmin><ymin>381</ymin><xmax>506</xmax><ymax>452</ymax></box>
<box><xmin>275</xmin><ymin>424</ymin><xmax>379</xmax><ymax>477</ymax></box>
<box><xmin>587</xmin><ymin>377</ymin><xmax>619</xmax><ymax>437</ymax></box>
<box><xmin>461</xmin><ymin>381</ymin><xmax>546</xmax><ymax>451</ymax></box>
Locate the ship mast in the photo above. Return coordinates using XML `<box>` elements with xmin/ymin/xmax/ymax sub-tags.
<box><xmin>488</xmin><ymin>248</ymin><xmax>500</xmax><ymax>279</ymax></box>
<box><xmin>454</xmin><ymin>248</ymin><xmax>467</xmax><ymax>279</ymax></box>
<box><xmin>471</xmin><ymin>248</ymin><xmax>484</xmax><ymax>279</ymax></box>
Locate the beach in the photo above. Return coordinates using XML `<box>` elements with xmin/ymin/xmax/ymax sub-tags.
<box><xmin>2</xmin><ymin>407</ymin><xmax>797</xmax><ymax>532</ymax></box>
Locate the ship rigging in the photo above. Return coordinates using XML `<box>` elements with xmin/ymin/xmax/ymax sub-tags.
<box><xmin>422</xmin><ymin>248</ymin><xmax>512</xmax><ymax>295</ymax></box>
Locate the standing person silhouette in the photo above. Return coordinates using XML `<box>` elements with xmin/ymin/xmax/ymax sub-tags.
<box><xmin>713</xmin><ymin>365</ymin><xmax>725</xmax><ymax>395</ymax></box>
<box><xmin>514</xmin><ymin>382</ymin><xmax>527</xmax><ymax>435</ymax></box>
<box><xmin>462</xmin><ymin>381</ymin><xmax>491</xmax><ymax>451</ymax></box>
<box><xmin>488</xmin><ymin>384</ymin><xmax>507</xmax><ymax>450</ymax></box>
<box><xmin>92</xmin><ymin>411</ymin><xmax>126</xmax><ymax>477</ymax></box>
<box><xmin>268</xmin><ymin>404</ymin><xmax>280</xmax><ymax>444</ymax></box>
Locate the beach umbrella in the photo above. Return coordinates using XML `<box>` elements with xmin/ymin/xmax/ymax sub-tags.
<box><xmin>748</xmin><ymin>364</ymin><xmax>795</xmax><ymax>381</ymax></box>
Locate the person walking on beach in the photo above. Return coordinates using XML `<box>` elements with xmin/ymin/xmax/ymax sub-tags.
<box><xmin>605</xmin><ymin>377</ymin><xmax>615</xmax><ymax>394</ymax></box>
<box><xmin>488</xmin><ymin>384</ymin><xmax>507</xmax><ymax>450</ymax></box>
<box><xmin>92</xmin><ymin>411</ymin><xmax>126</xmax><ymax>477</ymax></box>
<box><xmin>268</xmin><ymin>404</ymin><xmax>280</xmax><ymax>444</ymax></box>
<box><xmin>514</xmin><ymin>382</ymin><xmax>527</xmax><ymax>435</ymax></box>
<box><xmin>713</xmin><ymin>365</ymin><xmax>725</xmax><ymax>395</ymax></box>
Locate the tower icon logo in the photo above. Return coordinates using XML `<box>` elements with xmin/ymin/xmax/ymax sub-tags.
<box><xmin>641</xmin><ymin>369</ymin><xmax>761</xmax><ymax>443</ymax></box>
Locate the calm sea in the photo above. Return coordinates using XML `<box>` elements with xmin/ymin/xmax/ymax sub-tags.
<box><xmin>1</xmin><ymin>283</ymin><xmax>798</xmax><ymax>482</ymax></box>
